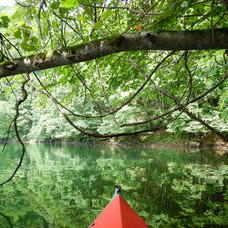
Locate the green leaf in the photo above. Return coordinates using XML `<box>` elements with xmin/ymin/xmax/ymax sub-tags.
<box><xmin>93</xmin><ymin>20</ymin><xmax>103</xmax><ymax>30</ymax></box>
<box><xmin>21</xmin><ymin>40</ymin><xmax>30</xmax><ymax>51</ymax></box>
<box><xmin>31</xmin><ymin>36</ymin><xmax>38</xmax><ymax>44</ymax></box>
<box><xmin>0</xmin><ymin>15</ymin><xmax>10</xmax><ymax>28</ymax></box>
<box><xmin>100</xmin><ymin>10</ymin><xmax>112</xmax><ymax>20</ymax></box>
<box><xmin>14</xmin><ymin>29</ymin><xmax>22</xmax><ymax>39</ymax></box>
<box><xmin>51</xmin><ymin>1</ymin><xmax>60</xmax><ymax>9</ymax></box>
<box><xmin>61</xmin><ymin>0</ymin><xmax>79</xmax><ymax>8</ymax></box>
<box><xmin>21</xmin><ymin>37</ymin><xmax>38</xmax><ymax>52</ymax></box>
<box><xmin>22</xmin><ymin>29</ymin><xmax>31</xmax><ymax>38</ymax></box>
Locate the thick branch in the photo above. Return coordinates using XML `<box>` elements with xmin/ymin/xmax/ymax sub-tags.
<box><xmin>1</xmin><ymin>28</ymin><xmax>228</xmax><ymax>78</ymax></box>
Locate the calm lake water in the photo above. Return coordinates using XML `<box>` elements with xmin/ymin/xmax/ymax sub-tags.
<box><xmin>0</xmin><ymin>143</ymin><xmax>228</xmax><ymax>228</ymax></box>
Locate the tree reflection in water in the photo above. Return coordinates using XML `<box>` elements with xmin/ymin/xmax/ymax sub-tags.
<box><xmin>0</xmin><ymin>143</ymin><xmax>227</xmax><ymax>227</ymax></box>
<box><xmin>0</xmin><ymin>211</ymin><xmax>13</xmax><ymax>228</ymax></box>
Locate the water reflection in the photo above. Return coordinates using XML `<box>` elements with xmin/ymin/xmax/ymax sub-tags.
<box><xmin>0</xmin><ymin>143</ymin><xmax>228</xmax><ymax>227</ymax></box>
<box><xmin>0</xmin><ymin>211</ymin><xmax>13</xmax><ymax>228</ymax></box>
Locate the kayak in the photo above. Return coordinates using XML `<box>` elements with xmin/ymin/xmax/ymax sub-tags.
<box><xmin>89</xmin><ymin>185</ymin><xmax>148</xmax><ymax>228</ymax></box>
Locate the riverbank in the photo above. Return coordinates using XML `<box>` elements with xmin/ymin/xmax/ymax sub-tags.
<box><xmin>13</xmin><ymin>131</ymin><xmax>227</xmax><ymax>155</ymax></box>
<box><xmin>1</xmin><ymin>131</ymin><xmax>227</xmax><ymax>154</ymax></box>
<box><xmin>104</xmin><ymin>132</ymin><xmax>228</xmax><ymax>155</ymax></box>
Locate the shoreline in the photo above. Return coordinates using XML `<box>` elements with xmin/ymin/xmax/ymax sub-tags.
<box><xmin>1</xmin><ymin>136</ymin><xmax>227</xmax><ymax>155</ymax></box>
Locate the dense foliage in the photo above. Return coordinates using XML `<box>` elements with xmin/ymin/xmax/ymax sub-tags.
<box><xmin>0</xmin><ymin>2</ymin><xmax>228</xmax><ymax>227</ymax></box>
<box><xmin>0</xmin><ymin>0</ymin><xmax>227</xmax><ymax>142</ymax></box>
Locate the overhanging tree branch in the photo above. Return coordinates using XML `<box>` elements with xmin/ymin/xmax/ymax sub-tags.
<box><xmin>0</xmin><ymin>76</ymin><xmax>30</xmax><ymax>186</ymax></box>
<box><xmin>126</xmin><ymin>60</ymin><xmax>227</xmax><ymax>140</ymax></box>
<box><xmin>33</xmin><ymin>52</ymin><xmax>174</xmax><ymax>119</ymax></box>
<box><xmin>121</xmin><ymin>73</ymin><xmax>228</xmax><ymax>127</ymax></box>
<box><xmin>0</xmin><ymin>28</ymin><xmax>228</xmax><ymax>78</ymax></box>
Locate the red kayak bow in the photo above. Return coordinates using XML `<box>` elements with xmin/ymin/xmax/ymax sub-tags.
<box><xmin>90</xmin><ymin>186</ymin><xmax>148</xmax><ymax>228</ymax></box>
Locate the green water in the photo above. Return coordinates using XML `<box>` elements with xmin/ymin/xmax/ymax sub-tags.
<box><xmin>0</xmin><ymin>143</ymin><xmax>228</xmax><ymax>228</ymax></box>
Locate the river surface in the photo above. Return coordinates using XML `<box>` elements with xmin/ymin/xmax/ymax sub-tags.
<box><xmin>0</xmin><ymin>143</ymin><xmax>228</xmax><ymax>228</ymax></box>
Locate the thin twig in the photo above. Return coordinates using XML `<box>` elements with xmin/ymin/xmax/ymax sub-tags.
<box><xmin>52</xmin><ymin>11</ymin><xmax>85</xmax><ymax>41</ymax></box>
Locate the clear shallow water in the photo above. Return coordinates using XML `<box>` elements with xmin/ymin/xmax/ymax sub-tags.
<box><xmin>0</xmin><ymin>143</ymin><xmax>228</xmax><ymax>228</ymax></box>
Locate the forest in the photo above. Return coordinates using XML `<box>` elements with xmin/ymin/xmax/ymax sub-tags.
<box><xmin>0</xmin><ymin>0</ymin><xmax>227</xmax><ymax>143</ymax></box>
<box><xmin>0</xmin><ymin>0</ymin><xmax>228</xmax><ymax>227</ymax></box>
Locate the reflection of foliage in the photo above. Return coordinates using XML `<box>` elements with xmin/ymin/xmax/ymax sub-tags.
<box><xmin>0</xmin><ymin>211</ymin><xmax>13</xmax><ymax>228</ymax></box>
<box><xmin>1</xmin><ymin>1</ymin><xmax>228</xmax><ymax>142</ymax></box>
<box><xmin>156</xmin><ymin>163</ymin><xmax>228</xmax><ymax>227</ymax></box>
<box><xmin>0</xmin><ymin>144</ymin><xmax>228</xmax><ymax>227</ymax></box>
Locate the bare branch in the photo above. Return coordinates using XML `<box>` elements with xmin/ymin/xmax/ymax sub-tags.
<box><xmin>0</xmin><ymin>76</ymin><xmax>30</xmax><ymax>186</ymax></box>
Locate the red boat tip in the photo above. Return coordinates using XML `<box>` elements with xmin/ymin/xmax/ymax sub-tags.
<box><xmin>90</xmin><ymin>194</ymin><xmax>148</xmax><ymax>228</ymax></box>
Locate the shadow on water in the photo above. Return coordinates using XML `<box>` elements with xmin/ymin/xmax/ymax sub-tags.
<box><xmin>0</xmin><ymin>143</ymin><xmax>228</xmax><ymax>227</ymax></box>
